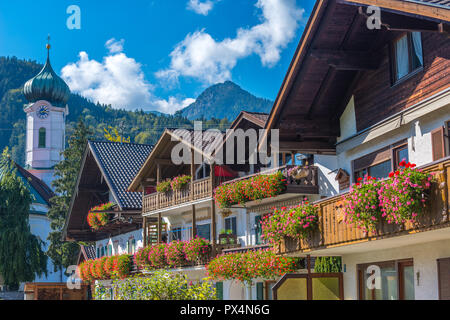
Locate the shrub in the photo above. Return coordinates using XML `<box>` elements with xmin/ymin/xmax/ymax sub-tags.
<box><xmin>261</xmin><ymin>200</ymin><xmax>319</xmax><ymax>246</ymax></box>
<box><xmin>148</xmin><ymin>244</ymin><xmax>167</xmax><ymax>269</ymax></box>
<box><xmin>342</xmin><ymin>175</ymin><xmax>382</xmax><ymax>233</ymax></box>
<box><xmin>156</xmin><ymin>179</ymin><xmax>171</xmax><ymax>193</ymax></box>
<box><xmin>379</xmin><ymin>161</ymin><xmax>434</xmax><ymax>225</ymax></box>
<box><xmin>314</xmin><ymin>257</ymin><xmax>342</xmax><ymax>273</ymax></box>
<box><xmin>134</xmin><ymin>246</ymin><xmax>151</xmax><ymax>269</ymax></box>
<box><xmin>165</xmin><ymin>241</ymin><xmax>186</xmax><ymax>267</ymax></box>
<box><xmin>171</xmin><ymin>175</ymin><xmax>191</xmax><ymax>190</ymax></box>
<box><xmin>97</xmin><ymin>270</ymin><xmax>217</xmax><ymax>300</ymax></box>
<box><xmin>214</xmin><ymin>171</ymin><xmax>287</xmax><ymax>208</ymax></box>
<box><xmin>77</xmin><ymin>254</ymin><xmax>132</xmax><ymax>282</ymax></box>
<box><xmin>184</xmin><ymin>237</ymin><xmax>211</xmax><ymax>262</ymax></box>
<box><xmin>87</xmin><ymin>202</ymin><xmax>114</xmax><ymax>230</ymax></box>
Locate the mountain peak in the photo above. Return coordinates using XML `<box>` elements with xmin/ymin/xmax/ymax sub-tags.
<box><xmin>180</xmin><ymin>81</ymin><xmax>273</xmax><ymax>121</ymax></box>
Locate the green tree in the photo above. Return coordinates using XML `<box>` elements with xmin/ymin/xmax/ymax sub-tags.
<box><xmin>47</xmin><ymin>119</ymin><xmax>92</xmax><ymax>276</ymax></box>
<box><xmin>0</xmin><ymin>148</ymin><xmax>48</xmax><ymax>288</ymax></box>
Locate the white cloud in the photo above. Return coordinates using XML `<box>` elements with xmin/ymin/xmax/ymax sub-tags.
<box><xmin>61</xmin><ymin>39</ymin><xmax>194</xmax><ymax>114</ymax></box>
<box><xmin>105</xmin><ymin>38</ymin><xmax>125</xmax><ymax>54</ymax></box>
<box><xmin>158</xmin><ymin>0</ymin><xmax>305</xmax><ymax>85</ymax></box>
<box><xmin>187</xmin><ymin>0</ymin><xmax>215</xmax><ymax>15</ymax></box>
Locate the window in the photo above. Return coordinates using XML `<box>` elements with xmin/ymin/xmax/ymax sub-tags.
<box><xmin>392</xmin><ymin>32</ymin><xmax>423</xmax><ymax>83</ymax></box>
<box><xmin>358</xmin><ymin>259</ymin><xmax>414</xmax><ymax>300</ymax></box>
<box><xmin>255</xmin><ymin>215</ymin><xmax>263</xmax><ymax>245</ymax></box>
<box><xmin>224</xmin><ymin>216</ymin><xmax>237</xmax><ymax>235</ymax></box>
<box><xmin>38</xmin><ymin>128</ymin><xmax>46</xmax><ymax>148</ymax></box>
<box><xmin>196</xmin><ymin>224</ymin><xmax>211</xmax><ymax>241</ymax></box>
<box><xmin>353</xmin><ymin>141</ymin><xmax>408</xmax><ymax>181</ymax></box>
<box><xmin>127</xmin><ymin>238</ymin><xmax>136</xmax><ymax>254</ymax></box>
<box><xmin>169</xmin><ymin>227</ymin><xmax>182</xmax><ymax>242</ymax></box>
<box><xmin>100</xmin><ymin>246</ymin><xmax>105</xmax><ymax>257</ymax></box>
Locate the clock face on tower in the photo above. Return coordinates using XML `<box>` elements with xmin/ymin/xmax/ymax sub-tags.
<box><xmin>36</xmin><ymin>105</ymin><xmax>50</xmax><ymax>119</ymax></box>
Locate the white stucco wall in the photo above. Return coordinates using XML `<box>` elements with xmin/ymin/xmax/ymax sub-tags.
<box><xmin>95</xmin><ymin>229</ymin><xmax>144</xmax><ymax>257</ymax></box>
<box><xmin>28</xmin><ymin>213</ymin><xmax>66</xmax><ymax>283</ymax></box>
<box><xmin>342</xmin><ymin>239</ymin><xmax>450</xmax><ymax>300</ymax></box>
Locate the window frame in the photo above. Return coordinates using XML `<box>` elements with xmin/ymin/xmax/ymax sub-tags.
<box><xmin>352</xmin><ymin>140</ymin><xmax>408</xmax><ymax>182</ymax></box>
<box><xmin>38</xmin><ymin>127</ymin><xmax>46</xmax><ymax>148</ymax></box>
<box><xmin>357</xmin><ymin>258</ymin><xmax>414</xmax><ymax>300</ymax></box>
<box><xmin>224</xmin><ymin>216</ymin><xmax>237</xmax><ymax>235</ymax></box>
<box><xmin>390</xmin><ymin>32</ymin><xmax>424</xmax><ymax>85</ymax></box>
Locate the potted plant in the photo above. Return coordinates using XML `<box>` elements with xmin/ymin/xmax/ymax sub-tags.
<box><xmin>171</xmin><ymin>175</ymin><xmax>191</xmax><ymax>191</ymax></box>
<box><xmin>156</xmin><ymin>179</ymin><xmax>172</xmax><ymax>193</ymax></box>
<box><xmin>219</xmin><ymin>229</ymin><xmax>237</xmax><ymax>245</ymax></box>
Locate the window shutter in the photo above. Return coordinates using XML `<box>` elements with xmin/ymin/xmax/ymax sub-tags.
<box><xmin>431</xmin><ymin>126</ymin><xmax>445</xmax><ymax>161</ymax></box>
<box><xmin>256</xmin><ymin>282</ymin><xmax>264</xmax><ymax>300</ymax></box>
<box><xmin>438</xmin><ymin>258</ymin><xmax>450</xmax><ymax>300</ymax></box>
<box><xmin>215</xmin><ymin>282</ymin><xmax>223</xmax><ymax>300</ymax></box>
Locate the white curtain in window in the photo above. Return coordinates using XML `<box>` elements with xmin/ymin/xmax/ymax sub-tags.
<box><xmin>396</xmin><ymin>35</ymin><xmax>409</xmax><ymax>80</ymax></box>
<box><xmin>411</xmin><ymin>32</ymin><xmax>423</xmax><ymax>67</ymax></box>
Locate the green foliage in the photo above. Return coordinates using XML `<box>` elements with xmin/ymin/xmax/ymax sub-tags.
<box><xmin>0</xmin><ymin>148</ymin><xmax>48</xmax><ymax>287</ymax></box>
<box><xmin>47</xmin><ymin>119</ymin><xmax>93</xmax><ymax>273</ymax></box>
<box><xmin>95</xmin><ymin>270</ymin><xmax>217</xmax><ymax>300</ymax></box>
<box><xmin>103</xmin><ymin>126</ymin><xmax>130</xmax><ymax>143</ymax></box>
<box><xmin>314</xmin><ymin>257</ymin><xmax>342</xmax><ymax>273</ymax></box>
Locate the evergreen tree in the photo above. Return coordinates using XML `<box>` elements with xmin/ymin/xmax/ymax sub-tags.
<box><xmin>47</xmin><ymin>119</ymin><xmax>93</xmax><ymax>275</ymax></box>
<box><xmin>0</xmin><ymin>148</ymin><xmax>48</xmax><ymax>288</ymax></box>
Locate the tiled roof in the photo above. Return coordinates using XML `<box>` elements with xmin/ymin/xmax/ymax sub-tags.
<box><xmin>168</xmin><ymin>128</ymin><xmax>225</xmax><ymax>158</ymax></box>
<box><xmin>80</xmin><ymin>245</ymin><xmax>97</xmax><ymax>261</ymax></box>
<box><xmin>242</xmin><ymin>111</ymin><xmax>269</xmax><ymax>126</ymax></box>
<box><xmin>89</xmin><ymin>141</ymin><xmax>154</xmax><ymax>209</ymax></box>
<box><xmin>15</xmin><ymin>163</ymin><xmax>55</xmax><ymax>205</ymax></box>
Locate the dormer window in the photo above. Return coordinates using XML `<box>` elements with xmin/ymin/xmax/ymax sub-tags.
<box><xmin>392</xmin><ymin>32</ymin><xmax>423</xmax><ymax>83</ymax></box>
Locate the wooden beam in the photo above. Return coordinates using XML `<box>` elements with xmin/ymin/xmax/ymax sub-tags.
<box><xmin>154</xmin><ymin>158</ymin><xmax>173</xmax><ymax>165</ymax></box>
<box><xmin>210</xmin><ymin>200</ymin><xmax>217</xmax><ymax>255</ymax></box>
<box><xmin>340</xmin><ymin>0</ymin><xmax>450</xmax><ymax>23</ymax></box>
<box><xmin>278</xmin><ymin>140</ymin><xmax>336</xmax><ymax>154</ymax></box>
<box><xmin>280</xmin><ymin>116</ymin><xmax>340</xmax><ymax>138</ymax></box>
<box><xmin>310</xmin><ymin>49</ymin><xmax>380</xmax><ymax>70</ymax></box>
<box><xmin>306</xmin><ymin>67</ymin><xmax>337</xmax><ymax>117</ymax></box>
<box><xmin>357</xmin><ymin>6</ymin><xmax>447</xmax><ymax>33</ymax></box>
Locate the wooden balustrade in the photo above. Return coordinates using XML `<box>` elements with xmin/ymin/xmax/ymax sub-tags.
<box><xmin>143</xmin><ymin>178</ymin><xmax>213</xmax><ymax>214</ymax></box>
<box><xmin>276</xmin><ymin>157</ymin><xmax>450</xmax><ymax>255</ymax></box>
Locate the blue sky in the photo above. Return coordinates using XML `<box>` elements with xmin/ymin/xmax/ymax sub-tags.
<box><xmin>0</xmin><ymin>0</ymin><xmax>315</xmax><ymax>113</ymax></box>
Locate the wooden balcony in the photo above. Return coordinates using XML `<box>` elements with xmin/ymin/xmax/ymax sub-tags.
<box><xmin>275</xmin><ymin>157</ymin><xmax>450</xmax><ymax>255</ymax></box>
<box><xmin>142</xmin><ymin>178</ymin><xmax>213</xmax><ymax>215</ymax></box>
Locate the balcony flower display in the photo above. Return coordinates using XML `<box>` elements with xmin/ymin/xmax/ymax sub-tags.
<box><xmin>206</xmin><ymin>249</ymin><xmax>298</xmax><ymax>284</ymax></box>
<box><xmin>379</xmin><ymin>161</ymin><xmax>434</xmax><ymax>225</ymax></box>
<box><xmin>86</xmin><ymin>202</ymin><xmax>115</xmax><ymax>230</ymax></box>
<box><xmin>147</xmin><ymin>244</ymin><xmax>167</xmax><ymax>269</ymax></box>
<box><xmin>171</xmin><ymin>175</ymin><xmax>191</xmax><ymax>190</ymax></box>
<box><xmin>214</xmin><ymin>171</ymin><xmax>287</xmax><ymax>208</ymax></box>
<box><xmin>156</xmin><ymin>179</ymin><xmax>172</xmax><ymax>193</ymax></box>
<box><xmin>261</xmin><ymin>200</ymin><xmax>319</xmax><ymax>245</ymax></box>
<box><xmin>342</xmin><ymin>175</ymin><xmax>382</xmax><ymax>233</ymax></box>
<box><xmin>184</xmin><ymin>237</ymin><xmax>211</xmax><ymax>262</ymax></box>
<box><xmin>134</xmin><ymin>246</ymin><xmax>152</xmax><ymax>269</ymax></box>
<box><xmin>165</xmin><ymin>241</ymin><xmax>186</xmax><ymax>267</ymax></box>
<box><xmin>78</xmin><ymin>254</ymin><xmax>132</xmax><ymax>282</ymax></box>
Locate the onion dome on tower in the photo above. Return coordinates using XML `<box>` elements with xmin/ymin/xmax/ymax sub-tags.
<box><xmin>23</xmin><ymin>39</ymin><xmax>70</xmax><ymax>107</ymax></box>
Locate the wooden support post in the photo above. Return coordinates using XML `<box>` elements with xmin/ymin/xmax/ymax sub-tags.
<box><xmin>211</xmin><ymin>199</ymin><xmax>217</xmax><ymax>255</ymax></box>
<box><xmin>191</xmin><ymin>149</ymin><xmax>195</xmax><ymax>201</ymax></box>
<box><xmin>143</xmin><ymin>216</ymin><xmax>147</xmax><ymax>246</ymax></box>
<box><xmin>307</xmin><ymin>255</ymin><xmax>311</xmax><ymax>275</ymax></box>
<box><xmin>156</xmin><ymin>163</ymin><xmax>161</xmax><ymax>208</ymax></box>
<box><xmin>192</xmin><ymin>204</ymin><xmax>197</xmax><ymax>239</ymax></box>
<box><xmin>157</xmin><ymin>212</ymin><xmax>162</xmax><ymax>244</ymax></box>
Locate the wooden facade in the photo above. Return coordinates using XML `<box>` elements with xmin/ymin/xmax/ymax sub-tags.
<box><xmin>275</xmin><ymin>157</ymin><xmax>450</xmax><ymax>255</ymax></box>
<box><xmin>263</xmin><ymin>0</ymin><xmax>450</xmax><ymax>154</ymax></box>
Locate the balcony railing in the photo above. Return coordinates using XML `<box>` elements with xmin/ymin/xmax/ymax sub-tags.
<box><xmin>275</xmin><ymin>157</ymin><xmax>450</xmax><ymax>255</ymax></box>
<box><xmin>143</xmin><ymin>178</ymin><xmax>213</xmax><ymax>214</ymax></box>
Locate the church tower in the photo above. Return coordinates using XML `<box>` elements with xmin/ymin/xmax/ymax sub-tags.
<box><xmin>23</xmin><ymin>39</ymin><xmax>70</xmax><ymax>188</ymax></box>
